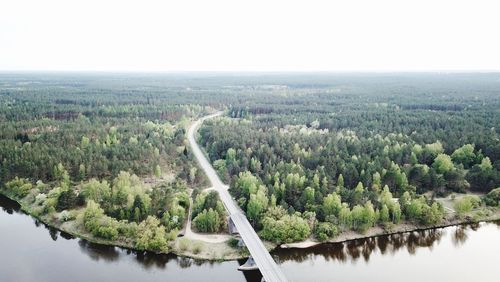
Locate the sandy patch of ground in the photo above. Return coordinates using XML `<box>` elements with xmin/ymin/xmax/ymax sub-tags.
<box><xmin>171</xmin><ymin>238</ymin><xmax>246</xmax><ymax>260</ymax></box>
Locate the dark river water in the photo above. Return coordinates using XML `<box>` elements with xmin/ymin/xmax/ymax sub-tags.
<box><xmin>1</xmin><ymin>194</ymin><xmax>499</xmax><ymax>282</ymax></box>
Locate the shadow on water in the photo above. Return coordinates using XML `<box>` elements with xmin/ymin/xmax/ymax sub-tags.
<box><xmin>236</xmin><ymin>258</ymin><xmax>263</xmax><ymax>282</ymax></box>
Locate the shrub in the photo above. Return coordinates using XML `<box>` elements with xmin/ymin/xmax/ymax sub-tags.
<box><xmin>227</xmin><ymin>237</ymin><xmax>240</xmax><ymax>248</ymax></box>
<box><xmin>178</xmin><ymin>238</ymin><xmax>189</xmax><ymax>251</ymax></box>
<box><xmin>94</xmin><ymin>222</ymin><xmax>119</xmax><ymax>240</ymax></box>
<box><xmin>135</xmin><ymin>216</ymin><xmax>168</xmax><ymax>252</ymax></box>
<box><xmin>483</xmin><ymin>188</ymin><xmax>500</xmax><ymax>207</ymax></box>
<box><xmin>192</xmin><ymin>241</ymin><xmax>203</xmax><ymax>254</ymax></box>
<box><xmin>118</xmin><ymin>221</ymin><xmax>138</xmax><ymax>237</ymax></box>
<box><xmin>454</xmin><ymin>195</ymin><xmax>481</xmax><ymax>215</ymax></box>
<box><xmin>56</xmin><ymin>189</ymin><xmax>79</xmax><ymax>211</ymax></box>
<box><xmin>59</xmin><ymin>210</ymin><xmax>75</xmax><ymax>222</ymax></box>
<box><xmin>83</xmin><ymin>200</ymin><xmax>119</xmax><ymax>240</ymax></box>
<box><xmin>420</xmin><ymin>202</ymin><xmax>444</xmax><ymax>225</ymax></box>
<box><xmin>314</xmin><ymin>222</ymin><xmax>338</xmax><ymax>241</ymax></box>
<box><xmin>5</xmin><ymin>177</ymin><xmax>33</xmax><ymax>198</ymax></box>
<box><xmin>35</xmin><ymin>193</ymin><xmax>47</xmax><ymax>206</ymax></box>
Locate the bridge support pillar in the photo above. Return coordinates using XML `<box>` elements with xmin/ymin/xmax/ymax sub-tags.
<box><xmin>228</xmin><ymin>216</ymin><xmax>239</xmax><ymax>235</ymax></box>
<box><xmin>237</xmin><ymin>256</ymin><xmax>259</xmax><ymax>271</ymax></box>
<box><xmin>237</xmin><ymin>238</ymin><xmax>245</xmax><ymax>248</ymax></box>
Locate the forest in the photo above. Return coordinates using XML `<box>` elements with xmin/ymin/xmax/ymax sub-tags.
<box><xmin>1</xmin><ymin>72</ymin><xmax>499</xmax><ymax>248</ymax></box>
<box><xmin>197</xmin><ymin>73</ymin><xmax>500</xmax><ymax>243</ymax></box>
<box><xmin>0</xmin><ymin>73</ymin><xmax>218</xmax><ymax>252</ymax></box>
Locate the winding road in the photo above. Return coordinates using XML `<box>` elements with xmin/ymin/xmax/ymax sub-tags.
<box><xmin>187</xmin><ymin>112</ymin><xmax>288</xmax><ymax>282</ymax></box>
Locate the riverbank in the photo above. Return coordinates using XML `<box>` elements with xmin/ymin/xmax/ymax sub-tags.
<box><xmin>3</xmin><ymin>190</ymin><xmax>499</xmax><ymax>261</ymax></box>
<box><xmin>282</xmin><ymin>210</ymin><xmax>500</xmax><ymax>249</ymax></box>
<box><xmin>0</xmin><ymin>191</ymin><xmax>249</xmax><ymax>260</ymax></box>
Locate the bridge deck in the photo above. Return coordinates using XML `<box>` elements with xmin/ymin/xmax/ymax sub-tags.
<box><xmin>188</xmin><ymin>113</ymin><xmax>288</xmax><ymax>282</ymax></box>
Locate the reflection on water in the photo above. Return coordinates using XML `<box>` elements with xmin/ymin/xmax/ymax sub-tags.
<box><xmin>0</xmin><ymin>195</ymin><xmax>219</xmax><ymax>270</ymax></box>
<box><xmin>1</xmin><ymin>194</ymin><xmax>499</xmax><ymax>282</ymax></box>
<box><xmin>0</xmin><ymin>194</ymin><xmax>248</xmax><ymax>282</ymax></box>
<box><xmin>451</xmin><ymin>224</ymin><xmax>478</xmax><ymax>247</ymax></box>
<box><xmin>273</xmin><ymin>222</ymin><xmax>492</xmax><ymax>266</ymax></box>
<box><xmin>0</xmin><ymin>194</ymin><xmax>19</xmax><ymax>214</ymax></box>
<box><xmin>274</xmin><ymin>228</ymin><xmax>447</xmax><ymax>264</ymax></box>
<box><xmin>274</xmin><ymin>220</ymin><xmax>500</xmax><ymax>282</ymax></box>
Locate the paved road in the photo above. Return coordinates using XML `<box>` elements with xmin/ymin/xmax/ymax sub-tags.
<box><xmin>188</xmin><ymin>112</ymin><xmax>288</xmax><ymax>282</ymax></box>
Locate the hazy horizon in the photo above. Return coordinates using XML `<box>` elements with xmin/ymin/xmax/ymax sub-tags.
<box><xmin>1</xmin><ymin>0</ymin><xmax>500</xmax><ymax>72</ymax></box>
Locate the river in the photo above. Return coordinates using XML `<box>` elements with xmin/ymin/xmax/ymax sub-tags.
<box><xmin>1</xmin><ymin>195</ymin><xmax>498</xmax><ymax>282</ymax></box>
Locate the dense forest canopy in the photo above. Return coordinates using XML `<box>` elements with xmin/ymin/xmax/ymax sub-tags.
<box><xmin>0</xmin><ymin>72</ymin><xmax>499</xmax><ymax>246</ymax></box>
<box><xmin>197</xmin><ymin>73</ymin><xmax>500</xmax><ymax>242</ymax></box>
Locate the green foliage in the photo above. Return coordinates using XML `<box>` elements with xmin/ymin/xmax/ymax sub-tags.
<box><xmin>379</xmin><ymin>185</ymin><xmax>393</xmax><ymax>206</ymax></box>
<box><xmin>454</xmin><ymin>195</ymin><xmax>481</xmax><ymax>215</ymax></box>
<box><xmin>444</xmin><ymin>169</ymin><xmax>469</xmax><ymax>193</ymax></box>
<box><xmin>135</xmin><ymin>216</ymin><xmax>168</xmax><ymax>252</ymax></box>
<box><xmin>382</xmin><ymin>163</ymin><xmax>409</xmax><ymax>195</ymax></box>
<box><xmin>391</xmin><ymin>202</ymin><xmax>402</xmax><ymax>223</ymax></box>
<box><xmin>483</xmin><ymin>188</ymin><xmax>500</xmax><ymax>207</ymax></box>
<box><xmin>81</xmin><ymin>179</ymin><xmax>111</xmax><ymax>204</ymax></box>
<box><xmin>213</xmin><ymin>159</ymin><xmax>227</xmax><ymax>179</ymax></box>
<box><xmin>322</xmin><ymin>192</ymin><xmax>341</xmax><ymax>218</ymax></box>
<box><xmin>58</xmin><ymin>210</ymin><xmax>75</xmax><ymax>222</ymax></box>
<box><xmin>420</xmin><ymin>202</ymin><xmax>444</xmax><ymax>225</ymax></box>
<box><xmin>466</xmin><ymin>163</ymin><xmax>498</xmax><ymax>192</ymax></box>
<box><xmin>260</xmin><ymin>207</ymin><xmax>311</xmax><ymax>243</ymax></box>
<box><xmin>314</xmin><ymin>222</ymin><xmax>338</xmax><ymax>241</ymax></box>
<box><xmin>433</xmin><ymin>154</ymin><xmax>454</xmax><ymax>174</ymax></box>
<box><xmin>1</xmin><ymin>73</ymin><xmax>499</xmax><ymax>250</ymax></box>
<box><xmin>451</xmin><ymin>144</ymin><xmax>476</xmax><ymax>168</ymax></box>
<box><xmin>83</xmin><ymin>200</ymin><xmax>119</xmax><ymax>240</ymax></box>
<box><xmin>56</xmin><ymin>189</ymin><xmax>81</xmax><ymax>211</ymax></box>
<box><xmin>117</xmin><ymin>220</ymin><xmax>138</xmax><ymax>238</ymax></box>
<box><xmin>53</xmin><ymin>163</ymin><xmax>70</xmax><ymax>188</ymax></box>
<box><xmin>178</xmin><ymin>238</ymin><xmax>189</xmax><ymax>251</ymax></box>
<box><xmin>303</xmin><ymin>186</ymin><xmax>315</xmax><ymax>207</ymax></box>
<box><xmin>403</xmin><ymin>196</ymin><xmax>444</xmax><ymax>225</ymax></box>
<box><xmin>154</xmin><ymin>165</ymin><xmax>161</xmax><ymax>178</ymax></box>
<box><xmin>5</xmin><ymin>177</ymin><xmax>33</xmax><ymax>198</ymax></box>
<box><xmin>191</xmin><ymin>191</ymin><xmax>225</xmax><ymax>232</ymax></box>
<box><xmin>0</xmin><ymin>77</ymin><xmax>200</xmax><ymax>188</ymax></box>
<box><xmin>338</xmin><ymin>203</ymin><xmax>352</xmax><ymax>229</ymax></box>
<box><xmin>193</xmin><ymin>208</ymin><xmax>223</xmax><ymax>233</ymax></box>
<box><xmin>149</xmin><ymin>181</ymin><xmax>188</xmax><ymax>231</ymax></box>
<box><xmin>337</xmin><ymin>174</ymin><xmax>344</xmax><ymax>188</ymax></box>
<box><xmin>405</xmin><ymin>197</ymin><xmax>423</xmax><ymax>219</ymax></box>
<box><xmin>479</xmin><ymin>157</ymin><xmax>493</xmax><ymax>170</ymax></box>
<box><xmin>423</xmin><ymin>141</ymin><xmax>445</xmax><ymax>162</ymax></box>
<box><xmin>232</xmin><ymin>171</ymin><xmax>260</xmax><ymax>205</ymax></box>
<box><xmin>372</xmin><ymin>172</ymin><xmax>381</xmax><ymax>191</ymax></box>
<box><xmin>379</xmin><ymin>204</ymin><xmax>390</xmax><ymax>223</ymax></box>
<box><xmin>379</xmin><ymin>185</ymin><xmax>401</xmax><ymax>223</ymax></box>
<box><xmin>192</xmin><ymin>241</ymin><xmax>203</xmax><ymax>254</ymax></box>
<box><xmin>351</xmin><ymin>201</ymin><xmax>377</xmax><ymax>232</ymax></box>
<box><xmin>246</xmin><ymin>186</ymin><xmax>269</xmax><ymax>226</ymax></box>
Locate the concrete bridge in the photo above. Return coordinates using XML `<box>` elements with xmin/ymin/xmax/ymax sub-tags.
<box><xmin>187</xmin><ymin>112</ymin><xmax>288</xmax><ymax>282</ymax></box>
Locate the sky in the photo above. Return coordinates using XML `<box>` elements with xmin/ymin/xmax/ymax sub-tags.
<box><xmin>1</xmin><ymin>0</ymin><xmax>499</xmax><ymax>72</ymax></box>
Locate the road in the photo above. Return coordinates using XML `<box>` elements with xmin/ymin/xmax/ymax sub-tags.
<box><xmin>187</xmin><ymin>112</ymin><xmax>288</xmax><ymax>282</ymax></box>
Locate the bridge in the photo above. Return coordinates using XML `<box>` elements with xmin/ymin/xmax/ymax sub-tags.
<box><xmin>187</xmin><ymin>112</ymin><xmax>288</xmax><ymax>282</ymax></box>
